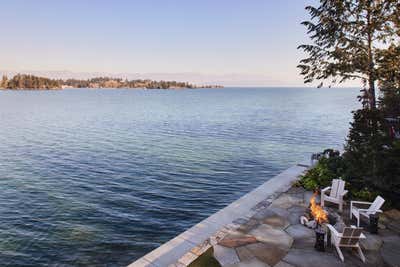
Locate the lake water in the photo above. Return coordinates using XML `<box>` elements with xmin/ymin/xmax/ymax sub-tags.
<box><xmin>0</xmin><ymin>87</ymin><xmax>360</xmax><ymax>266</ymax></box>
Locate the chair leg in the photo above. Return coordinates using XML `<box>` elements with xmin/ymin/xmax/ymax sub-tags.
<box><xmin>357</xmin><ymin>245</ymin><xmax>366</xmax><ymax>263</ymax></box>
<box><xmin>339</xmin><ymin>201</ymin><xmax>343</xmax><ymax>212</ymax></box>
<box><xmin>335</xmin><ymin>245</ymin><xmax>344</xmax><ymax>262</ymax></box>
<box><xmin>357</xmin><ymin>215</ymin><xmax>360</xmax><ymax>227</ymax></box>
<box><xmin>321</xmin><ymin>194</ymin><xmax>325</xmax><ymax>207</ymax></box>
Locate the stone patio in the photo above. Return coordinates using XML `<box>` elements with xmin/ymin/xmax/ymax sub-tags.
<box><xmin>129</xmin><ymin>164</ymin><xmax>400</xmax><ymax>267</ymax></box>
<box><xmin>208</xmin><ymin>186</ymin><xmax>400</xmax><ymax>267</ymax></box>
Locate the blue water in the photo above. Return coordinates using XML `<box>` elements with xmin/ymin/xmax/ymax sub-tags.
<box><xmin>0</xmin><ymin>87</ymin><xmax>359</xmax><ymax>266</ymax></box>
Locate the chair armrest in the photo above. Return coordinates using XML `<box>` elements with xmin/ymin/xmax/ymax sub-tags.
<box><xmin>358</xmin><ymin>209</ymin><xmax>370</xmax><ymax>213</ymax></box>
<box><xmin>351</xmin><ymin>200</ymin><xmax>373</xmax><ymax>205</ymax></box>
<box><xmin>321</xmin><ymin>186</ymin><xmax>331</xmax><ymax>194</ymax></box>
<box><xmin>351</xmin><ymin>200</ymin><xmax>372</xmax><ymax>209</ymax></box>
<box><xmin>326</xmin><ymin>224</ymin><xmax>339</xmax><ymax>236</ymax></box>
<box><xmin>340</xmin><ymin>190</ymin><xmax>348</xmax><ymax>197</ymax></box>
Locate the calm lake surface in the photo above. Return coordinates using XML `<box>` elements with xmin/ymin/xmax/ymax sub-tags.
<box><xmin>0</xmin><ymin>87</ymin><xmax>359</xmax><ymax>266</ymax></box>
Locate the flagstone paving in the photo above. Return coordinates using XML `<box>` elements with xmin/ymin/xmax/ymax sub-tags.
<box><xmin>206</xmin><ymin>186</ymin><xmax>400</xmax><ymax>267</ymax></box>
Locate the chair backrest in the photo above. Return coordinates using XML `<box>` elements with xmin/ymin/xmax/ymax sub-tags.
<box><xmin>330</xmin><ymin>179</ymin><xmax>345</xmax><ymax>198</ymax></box>
<box><xmin>367</xmin><ymin>196</ymin><xmax>385</xmax><ymax>215</ymax></box>
<box><xmin>339</xmin><ymin>227</ymin><xmax>363</xmax><ymax>246</ymax></box>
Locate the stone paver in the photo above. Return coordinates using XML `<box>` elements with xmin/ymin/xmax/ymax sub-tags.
<box><xmin>263</xmin><ymin>213</ymin><xmax>290</xmax><ymax>229</ymax></box>
<box><xmin>249</xmin><ymin>224</ymin><xmax>293</xmax><ymax>248</ymax></box>
<box><xmin>274</xmin><ymin>261</ymin><xmax>295</xmax><ymax>267</ymax></box>
<box><xmin>225</xmin><ymin>258</ymin><xmax>270</xmax><ymax>267</ymax></box>
<box><xmin>219</xmin><ymin>231</ymin><xmax>258</xmax><ymax>248</ymax></box>
<box><xmin>262</xmin><ymin>207</ymin><xmax>290</xmax><ymax>221</ymax></box>
<box><xmin>244</xmin><ymin>242</ymin><xmax>289</xmax><ymax>266</ymax></box>
<box><xmin>283</xmin><ymin>248</ymin><xmax>346</xmax><ymax>267</ymax></box>
<box><xmin>237</xmin><ymin>218</ymin><xmax>261</xmax><ymax>234</ymax></box>
<box><xmin>360</xmin><ymin>233</ymin><xmax>383</xmax><ymax>251</ymax></box>
<box><xmin>235</xmin><ymin>246</ymin><xmax>255</xmax><ymax>261</ymax></box>
<box><xmin>380</xmin><ymin>235</ymin><xmax>400</xmax><ymax>267</ymax></box>
<box><xmin>270</xmin><ymin>194</ymin><xmax>305</xmax><ymax>209</ymax></box>
<box><xmin>213</xmin><ymin>244</ymin><xmax>240</xmax><ymax>266</ymax></box>
<box><xmin>285</xmin><ymin>224</ymin><xmax>315</xmax><ymax>240</ymax></box>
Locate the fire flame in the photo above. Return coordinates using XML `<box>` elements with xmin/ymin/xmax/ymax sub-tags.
<box><xmin>310</xmin><ymin>192</ymin><xmax>328</xmax><ymax>225</ymax></box>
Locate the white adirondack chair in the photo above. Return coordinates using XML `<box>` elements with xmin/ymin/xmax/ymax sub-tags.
<box><xmin>350</xmin><ymin>196</ymin><xmax>385</xmax><ymax>227</ymax></box>
<box><xmin>321</xmin><ymin>179</ymin><xmax>348</xmax><ymax>212</ymax></box>
<box><xmin>326</xmin><ymin>224</ymin><xmax>366</xmax><ymax>262</ymax></box>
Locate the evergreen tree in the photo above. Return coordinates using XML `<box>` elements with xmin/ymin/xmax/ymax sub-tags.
<box><xmin>298</xmin><ymin>0</ymin><xmax>398</xmax><ymax>109</ymax></box>
<box><xmin>343</xmin><ymin>35</ymin><xmax>400</xmax><ymax>207</ymax></box>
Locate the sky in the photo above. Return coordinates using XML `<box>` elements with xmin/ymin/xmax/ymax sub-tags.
<box><xmin>0</xmin><ymin>0</ymin><xmax>358</xmax><ymax>86</ymax></box>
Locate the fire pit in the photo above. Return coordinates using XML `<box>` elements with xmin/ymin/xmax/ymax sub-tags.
<box><xmin>299</xmin><ymin>192</ymin><xmax>329</xmax><ymax>251</ymax></box>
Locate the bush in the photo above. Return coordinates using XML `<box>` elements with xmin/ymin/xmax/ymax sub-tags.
<box><xmin>299</xmin><ymin>150</ymin><xmax>345</xmax><ymax>191</ymax></box>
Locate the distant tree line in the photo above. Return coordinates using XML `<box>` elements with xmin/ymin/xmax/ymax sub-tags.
<box><xmin>0</xmin><ymin>74</ymin><xmax>222</xmax><ymax>90</ymax></box>
<box><xmin>1</xmin><ymin>74</ymin><xmax>61</xmax><ymax>89</ymax></box>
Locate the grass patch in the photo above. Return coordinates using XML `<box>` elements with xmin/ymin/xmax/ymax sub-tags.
<box><xmin>188</xmin><ymin>247</ymin><xmax>221</xmax><ymax>267</ymax></box>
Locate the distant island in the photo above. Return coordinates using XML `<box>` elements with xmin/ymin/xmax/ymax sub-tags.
<box><xmin>0</xmin><ymin>74</ymin><xmax>223</xmax><ymax>90</ymax></box>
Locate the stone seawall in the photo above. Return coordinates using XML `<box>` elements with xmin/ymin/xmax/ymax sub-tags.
<box><xmin>129</xmin><ymin>163</ymin><xmax>309</xmax><ymax>267</ymax></box>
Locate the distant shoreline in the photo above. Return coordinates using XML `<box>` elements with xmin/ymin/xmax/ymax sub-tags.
<box><xmin>0</xmin><ymin>73</ymin><xmax>223</xmax><ymax>90</ymax></box>
<box><xmin>0</xmin><ymin>87</ymin><xmax>225</xmax><ymax>91</ymax></box>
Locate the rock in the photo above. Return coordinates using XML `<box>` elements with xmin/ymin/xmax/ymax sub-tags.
<box><xmin>213</xmin><ymin>244</ymin><xmax>240</xmax><ymax>266</ymax></box>
<box><xmin>244</xmin><ymin>242</ymin><xmax>289</xmax><ymax>266</ymax></box>
<box><xmin>225</xmin><ymin>258</ymin><xmax>270</xmax><ymax>267</ymax></box>
<box><xmin>380</xmin><ymin>235</ymin><xmax>400</xmax><ymax>267</ymax></box>
<box><xmin>360</xmin><ymin>233</ymin><xmax>383</xmax><ymax>251</ymax></box>
<box><xmin>283</xmin><ymin>248</ymin><xmax>345</xmax><ymax>267</ymax></box>
<box><xmin>249</xmin><ymin>224</ymin><xmax>293</xmax><ymax>249</ymax></box>
<box><xmin>285</xmin><ymin>224</ymin><xmax>315</xmax><ymax>240</ymax></box>
<box><xmin>219</xmin><ymin>232</ymin><xmax>258</xmax><ymax>248</ymax></box>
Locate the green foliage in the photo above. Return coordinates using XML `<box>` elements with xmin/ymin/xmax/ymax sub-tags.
<box><xmin>188</xmin><ymin>247</ymin><xmax>221</xmax><ymax>267</ymax></box>
<box><xmin>343</xmin><ymin>90</ymin><xmax>400</xmax><ymax>208</ymax></box>
<box><xmin>351</xmin><ymin>188</ymin><xmax>379</xmax><ymax>202</ymax></box>
<box><xmin>300</xmin><ymin>151</ymin><xmax>345</xmax><ymax>191</ymax></box>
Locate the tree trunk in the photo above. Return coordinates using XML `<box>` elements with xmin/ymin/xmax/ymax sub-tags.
<box><xmin>367</xmin><ymin>0</ymin><xmax>376</xmax><ymax>109</ymax></box>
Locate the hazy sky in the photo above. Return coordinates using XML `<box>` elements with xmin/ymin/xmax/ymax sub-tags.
<box><xmin>1</xmin><ymin>0</ymin><xmax>358</xmax><ymax>86</ymax></box>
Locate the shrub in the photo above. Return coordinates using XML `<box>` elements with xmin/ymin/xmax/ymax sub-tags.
<box><xmin>299</xmin><ymin>150</ymin><xmax>345</xmax><ymax>191</ymax></box>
